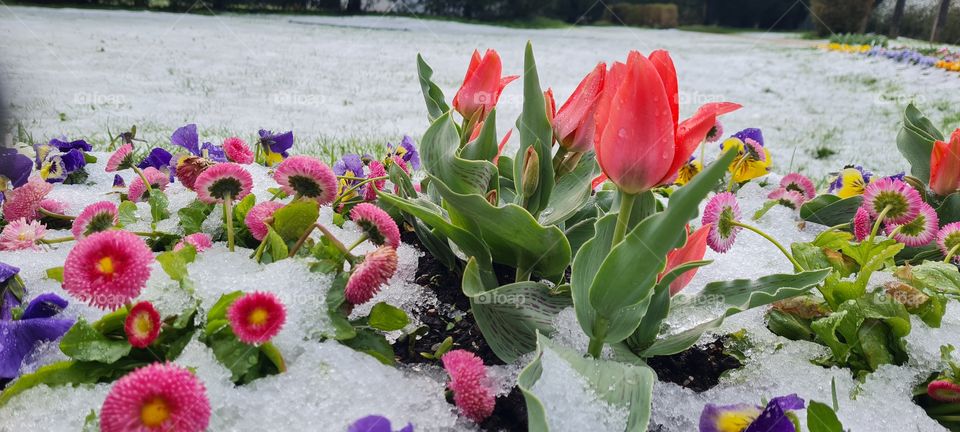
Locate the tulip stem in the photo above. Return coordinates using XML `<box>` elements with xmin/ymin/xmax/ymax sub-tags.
<box><xmin>587</xmin><ymin>318</ymin><xmax>608</xmax><ymax>359</ymax></box>
<box><xmin>945</xmin><ymin>244</ymin><xmax>960</xmax><ymax>264</ymax></box>
<box><xmin>612</xmin><ymin>192</ymin><xmax>637</xmax><ymax>248</ymax></box>
<box><xmin>731</xmin><ymin>221</ymin><xmax>804</xmax><ymax>272</ymax></box>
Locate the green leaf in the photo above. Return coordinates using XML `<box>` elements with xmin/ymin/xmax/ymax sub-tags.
<box><xmin>82</xmin><ymin>410</ymin><xmax>99</xmax><ymax>432</ymax></box>
<box><xmin>627</xmin><ymin>260</ymin><xmax>712</xmax><ymax>352</ymax></box>
<box><xmin>513</xmin><ymin>42</ymin><xmax>555</xmax><ymax>217</ymax></box>
<box><xmin>463</xmin><ymin>258</ymin><xmax>573</xmax><ymax>363</ymax></box>
<box><xmin>897</xmin><ymin>103</ymin><xmax>942</xmax><ymax>182</ymax></box>
<box><xmin>45</xmin><ymin>266</ymin><xmax>64</xmax><ymax>282</ymax></box>
<box><xmin>518</xmin><ymin>334</ymin><xmax>655</xmax><ymax>432</ymax></box>
<box><xmin>0</xmin><ymin>360</ymin><xmax>133</xmax><ymax>407</ymax></box>
<box><xmin>587</xmin><ymin>150</ymin><xmax>737</xmax><ymax>336</ymax></box>
<box><xmin>936</xmin><ymin>193</ymin><xmax>960</xmax><ymax>225</ymax></box>
<box><xmin>416</xmin><ymin>54</ymin><xmax>450</xmax><ymax>122</ymax></box>
<box><xmin>800</xmin><ymin>195</ymin><xmax>863</xmax><ymax>227</ymax></box>
<box><xmin>460</xmin><ymin>108</ymin><xmax>500</xmax><ymax>162</ymax></box>
<box><xmin>177</xmin><ymin>199</ymin><xmax>215</xmax><ymax>235</ymax></box>
<box><xmin>419</xmin><ymin>112</ymin><xmax>498</xmax><ymax>196</ymax></box>
<box><xmin>148</xmin><ymin>189</ymin><xmax>171</xmax><ymax>223</ymax></box>
<box><xmin>807</xmin><ymin>400</ymin><xmax>844</xmax><ymax>432</ymax></box>
<box><xmin>368</xmin><ymin>302</ymin><xmax>410</xmax><ymax>331</ymax></box>
<box><xmin>262</xmin><ymin>227</ymin><xmax>289</xmax><ymax>263</ymax></box>
<box><xmin>204</xmin><ymin>324</ymin><xmax>262</xmax><ymax>382</ymax></box>
<box><xmin>539</xmin><ymin>153</ymin><xmax>600</xmax><ymax>226</ymax></box>
<box><xmin>272</xmin><ymin>200</ymin><xmax>319</xmax><ymax>243</ymax></box>
<box><xmin>766</xmin><ymin>309</ymin><xmax>816</xmax><ymax>341</ymax></box>
<box><xmin>323</xmin><ymin>273</ymin><xmax>356</xmax><ymax>340</ymax></box>
<box><xmin>155</xmin><ymin>245</ymin><xmax>196</xmax><ymax>282</ymax></box>
<box><xmin>811</xmin><ymin>310</ymin><xmax>856</xmax><ymax>366</ymax></box>
<box><xmin>342</xmin><ymin>328</ymin><xmax>395</xmax><ymax>365</ymax></box>
<box><xmin>117</xmin><ymin>200</ymin><xmax>139</xmax><ymax>227</ymax></box>
<box><xmin>430</xmin><ymin>178</ymin><xmax>571</xmax><ymax>281</ymax></box>
<box><xmin>908</xmin><ymin>261</ymin><xmax>960</xmax><ymax>296</ymax></box>
<box><xmin>207</xmin><ymin>291</ymin><xmax>243</xmax><ymax>325</ymax></box>
<box><xmin>59</xmin><ymin>317</ymin><xmax>132</xmax><ymax>363</ymax></box>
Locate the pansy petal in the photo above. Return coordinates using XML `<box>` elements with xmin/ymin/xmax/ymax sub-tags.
<box><xmin>21</xmin><ymin>293</ymin><xmax>68</xmax><ymax>320</ymax></box>
<box><xmin>171</xmin><ymin>123</ymin><xmax>200</xmax><ymax>155</ymax></box>
<box><xmin>0</xmin><ymin>318</ymin><xmax>74</xmax><ymax>379</ymax></box>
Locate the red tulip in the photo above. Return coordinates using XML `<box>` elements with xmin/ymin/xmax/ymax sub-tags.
<box><xmin>660</xmin><ymin>224</ymin><xmax>710</xmax><ymax>296</ymax></box>
<box><xmin>453</xmin><ymin>49</ymin><xmax>519</xmax><ymax>123</ymax></box>
<box><xmin>594</xmin><ymin>50</ymin><xmax>741</xmax><ymax>194</ymax></box>
<box><xmin>930</xmin><ymin>128</ymin><xmax>960</xmax><ymax>196</ymax></box>
<box><xmin>553</xmin><ymin>63</ymin><xmax>606</xmax><ymax>153</ymax></box>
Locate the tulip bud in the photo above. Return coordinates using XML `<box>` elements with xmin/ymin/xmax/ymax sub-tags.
<box><xmin>556</xmin><ymin>151</ymin><xmax>583</xmax><ymax>178</ymax></box>
<box><xmin>485</xmin><ymin>189</ymin><xmax>498</xmax><ymax>206</ymax></box>
<box><xmin>521</xmin><ymin>147</ymin><xmax>540</xmax><ymax>199</ymax></box>
<box><xmin>544</xmin><ymin>89</ymin><xmax>557</xmax><ymax>147</ymax></box>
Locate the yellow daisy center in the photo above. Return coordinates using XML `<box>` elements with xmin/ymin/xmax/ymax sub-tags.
<box><xmin>140</xmin><ymin>397</ymin><xmax>170</xmax><ymax>427</ymax></box>
<box><xmin>133</xmin><ymin>313</ymin><xmax>154</xmax><ymax>337</ymax></box>
<box><xmin>248</xmin><ymin>307</ymin><xmax>269</xmax><ymax>326</ymax></box>
<box><xmin>97</xmin><ymin>256</ymin><xmax>115</xmax><ymax>276</ymax></box>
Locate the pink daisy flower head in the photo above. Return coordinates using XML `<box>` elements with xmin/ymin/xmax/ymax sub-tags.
<box><xmin>705</xmin><ymin>120</ymin><xmax>724</xmax><ymax>143</ymax></box>
<box><xmin>193</xmin><ymin>163</ymin><xmax>253</xmax><ymax>204</ymax></box>
<box><xmin>128</xmin><ymin>167</ymin><xmax>171</xmax><ymax>202</ymax></box>
<box><xmin>174</xmin><ymin>233</ymin><xmax>213</xmax><ymax>253</ymax></box>
<box><xmin>100</xmin><ymin>362</ymin><xmax>211</xmax><ymax>432</ymax></box>
<box><xmin>886</xmin><ymin>202</ymin><xmax>939</xmax><ymax>248</ymax></box>
<box><xmin>350</xmin><ymin>203</ymin><xmax>400</xmax><ymax>248</ymax></box>
<box><xmin>938</xmin><ymin>222</ymin><xmax>960</xmax><ymax>263</ymax></box>
<box><xmin>244</xmin><ymin>201</ymin><xmax>284</xmax><ymax>241</ymax></box>
<box><xmin>767</xmin><ymin>188</ymin><xmax>804</xmax><ymax>210</ymax></box>
<box><xmin>63</xmin><ymin>230</ymin><xmax>154</xmax><ymax>310</ymax></box>
<box><xmin>929</xmin><ymin>379</ymin><xmax>960</xmax><ymax>403</ymax></box>
<box><xmin>861</xmin><ymin>178</ymin><xmax>922</xmax><ymax>225</ymax></box>
<box><xmin>702</xmin><ymin>192</ymin><xmax>742</xmax><ymax>253</ymax></box>
<box><xmin>105</xmin><ymin>144</ymin><xmax>135</xmax><ymax>172</ymax></box>
<box><xmin>780</xmin><ymin>173</ymin><xmax>816</xmax><ymax>202</ymax></box>
<box><xmin>345</xmin><ymin>246</ymin><xmax>398</xmax><ymax>305</ymax></box>
<box><xmin>223</xmin><ymin>137</ymin><xmax>254</xmax><ymax>164</ymax></box>
<box><xmin>3</xmin><ymin>176</ymin><xmax>53</xmax><ymax>221</ymax></box>
<box><xmin>72</xmin><ymin>201</ymin><xmax>119</xmax><ymax>239</ymax></box>
<box><xmin>854</xmin><ymin>206</ymin><xmax>873</xmax><ymax>242</ymax></box>
<box><xmin>39</xmin><ymin>199</ymin><xmax>68</xmax><ymax>216</ymax></box>
<box><xmin>363</xmin><ymin>160</ymin><xmax>387</xmax><ymax>201</ymax></box>
<box><xmin>0</xmin><ymin>218</ymin><xmax>46</xmax><ymax>251</ymax></box>
<box><xmin>175</xmin><ymin>156</ymin><xmax>214</xmax><ymax>191</ymax></box>
<box><xmin>441</xmin><ymin>349</ymin><xmax>495</xmax><ymax>423</ymax></box>
<box><xmin>227</xmin><ymin>291</ymin><xmax>286</xmax><ymax>344</ymax></box>
<box><xmin>124</xmin><ymin>301</ymin><xmax>161</xmax><ymax>348</ymax></box>
<box><xmin>273</xmin><ymin>155</ymin><xmax>338</xmax><ymax>205</ymax></box>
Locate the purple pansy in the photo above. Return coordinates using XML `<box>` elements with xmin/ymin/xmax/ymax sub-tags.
<box><xmin>733</xmin><ymin>128</ymin><xmax>764</xmax><ymax>148</ymax></box>
<box><xmin>201</xmin><ymin>142</ymin><xmax>227</xmax><ymax>163</ymax></box>
<box><xmin>700</xmin><ymin>394</ymin><xmax>805</xmax><ymax>432</ymax></box>
<box><xmin>48</xmin><ymin>138</ymin><xmax>92</xmax><ymax>152</ymax></box>
<box><xmin>137</xmin><ymin>147</ymin><xmax>173</xmax><ymax>171</ymax></box>
<box><xmin>172</xmin><ymin>123</ymin><xmax>201</xmax><ymax>156</ymax></box>
<box><xmin>112</xmin><ymin>174</ymin><xmax>126</xmax><ymax>188</ymax></box>
<box><xmin>885</xmin><ymin>171</ymin><xmax>906</xmax><ymax>182</ymax></box>
<box><xmin>388</xmin><ymin>136</ymin><xmax>421</xmax><ymax>170</ymax></box>
<box><xmin>829</xmin><ymin>165</ymin><xmax>873</xmax><ymax>194</ymax></box>
<box><xmin>258</xmin><ymin>129</ymin><xmax>294</xmax><ymax>157</ymax></box>
<box><xmin>334</xmin><ymin>154</ymin><xmax>367</xmax><ymax>185</ymax></box>
<box><xmin>0</xmin><ymin>293</ymin><xmax>74</xmax><ymax>379</ymax></box>
<box><xmin>348</xmin><ymin>415</ymin><xmax>413</xmax><ymax>432</ymax></box>
<box><xmin>0</xmin><ymin>148</ymin><xmax>34</xmax><ymax>190</ymax></box>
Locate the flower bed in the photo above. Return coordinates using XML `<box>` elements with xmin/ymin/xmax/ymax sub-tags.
<box><xmin>821</xmin><ymin>34</ymin><xmax>960</xmax><ymax>73</ymax></box>
<box><xmin>1</xmin><ymin>43</ymin><xmax>960</xmax><ymax>432</ymax></box>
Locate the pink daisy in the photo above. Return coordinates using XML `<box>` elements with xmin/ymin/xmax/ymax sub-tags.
<box><xmin>0</xmin><ymin>218</ymin><xmax>46</xmax><ymax>251</ymax></box>
<box><xmin>223</xmin><ymin>137</ymin><xmax>254</xmax><ymax>164</ymax></box>
<box><xmin>938</xmin><ymin>222</ymin><xmax>960</xmax><ymax>263</ymax></box>
<box><xmin>39</xmin><ymin>199</ymin><xmax>68</xmax><ymax>216</ymax></box>
<box><xmin>702</xmin><ymin>192</ymin><xmax>742</xmax><ymax>253</ymax></box>
<box><xmin>350</xmin><ymin>203</ymin><xmax>400</xmax><ymax>248</ymax></box>
<box><xmin>928</xmin><ymin>380</ymin><xmax>960</xmax><ymax>403</ymax></box>
<box><xmin>72</xmin><ymin>201</ymin><xmax>119</xmax><ymax>239</ymax></box>
<box><xmin>705</xmin><ymin>120</ymin><xmax>724</xmax><ymax>143</ymax></box>
<box><xmin>854</xmin><ymin>207</ymin><xmax>872</xmax><ymax>242</ymax></box>
<box><xmin>441</xmin><ymin>349</ymin><xmax>495</xmax><ymax>423</ymax></box>
<box><xmin>100</xmin><ymin>362</ymin><xmax>211</xmax><ymax>432</ymax></box>
<box><xmin>363</xmin><ymin>160</ymin><xmax>387</xmax><ymax>201</ymax></box>
<box><xmin>193</xmin><ymin>163</ymin><xmax>253</xmax><ymax>204</ymax></box>
<box><xmin>244</xmin><ymin>201</ymin><xmax>284</xmax><ymax>241</ymax></box>
<box><xmin>767</xmin><ymin>188</ymin><xmax>804</xmax><ymax>210</ymax></box>
<box><xmin>780</xmin><ymin>173</ymin><xmax>816</xmax><ymax>202</ymax></box>
<box><xmin>174</xmin><ymin>233</ymin><xmax>213</xmax><ymax>252</ymax></box>
<box><xmin>885</xmin><ymin>202</ymin><xmax>939</xmax><ymax>247</ymax></box>
<box><xmin>861</xmin><ymin>178</ymin><xmax>922</xmax><ymax>225</ymax></box>
<box><xmin>273</xmin><ymin>156</ymin><xmax>338</xmax><ymax>205</ymax></box>
<box><xmin>2</xmin><ymin>177</ymin><xmax>53</xmax><ymax>221</ymax></box>
<box><xmin>227</xmin><ymin>291</ymin><xmax>286</xmax><ymax>344</ymax></box>
<box><xmin>62</xmin><ymin>230</ymin><xmax>154</xmax><ymax>310</ymax></box>
<box><xmin>128</xmin><ymin>167</ymin><xmax>171</xmax><ymax>202</ymax></box>
<box><xmin>105</xmin><ymin>144</ymin><xmax>134</xmax><ymax>172</ymax></box>
<box><xmin>345</xmin><ymin>246</ymin><xmax>398</xmax><ymax>305</ymax></box>
<box><xmin>175</xmin><ymin>156</ymin><xmax>214</xmax><ymax>191</ymax></box>
<box><xmin>124</xmin><ymin>301</ymin><xmax>161</xmax><ymax>348</ymax></box>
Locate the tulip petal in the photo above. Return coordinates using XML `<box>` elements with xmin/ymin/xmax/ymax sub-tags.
<box><xmin>665</xmin><ymin>102</ymin><xmax>742</xmax><ymax>184</ymax></box>
<box><xmin>453</xmin><ymin>49</ymin><xmax>507</xmax><ymax>121</ymax></box>
<box><xmin>663</xmin><ymin>224</ymin><xmax>711</xmax><ymax>295</ymax></box>
<box><xmin>649</xmin><ymin>50</ymin><xmax>679</xmax><ymax>128</ymax></box>
<box><xmin>593</xmin><ymin>61</ymin><xmax>627</xmax><ymax>176</ymax></box>
<box><xmin>596</xmin><ymin>51</ymin><xmax>675</xmax><ymax>194</ymax></box>
<box><xmin>930</xmin><ymin>129</ymin><xmax>960</xmax><ymax>196</ymax></box>
<box><xmin>554</xmin><ymin>63</ymin><xmax>606</xmax><ymax>153</ymax></box>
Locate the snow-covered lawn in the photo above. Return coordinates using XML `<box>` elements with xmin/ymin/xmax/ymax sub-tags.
<box><xmin>2</xmin><ymin>6</ymin><xmax>959</xmax><ymax>179</ymax></box>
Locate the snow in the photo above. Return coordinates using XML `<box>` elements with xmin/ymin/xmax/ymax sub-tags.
<box><xmin>3</xmin><ymin>7</ymin><xmax>960</xmax><ymax>179</ymax></box>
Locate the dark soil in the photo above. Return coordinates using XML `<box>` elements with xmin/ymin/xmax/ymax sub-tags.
<box><xmin>646</xmin><ymin>337</ymin><xmax>743</xmax><ymax>393</ymax></box>
<box><xmin>394</xmin><ymin>229</ymin><xmax>528</xmax><ymax>431</ymax></box>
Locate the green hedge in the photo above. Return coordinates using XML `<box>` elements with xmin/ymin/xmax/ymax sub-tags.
<box><xmin>605</xmin><ymin>3</ymin><xmax>680</xmax><ymax>28</ymax></box>
<box><xmin>810</xmin><ymin>0</ymin><xmax>876</xmax><ymax>35</ymax></box>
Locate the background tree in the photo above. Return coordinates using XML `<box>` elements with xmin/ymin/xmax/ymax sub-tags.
<box><xmin>931</xmin><ymin>0</ymin><xmax>953</xmax><ymax>41</ymax></box>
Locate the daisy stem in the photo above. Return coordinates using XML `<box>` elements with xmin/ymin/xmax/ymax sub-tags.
<box><xmin>945</xmin><ymin>244</ymin><xmax>960</xmax><ymax>264</ymax></box>
<box><xmin>252</xmin><ymin>236</ymin><xmax>268</xmax><ymax>262</ymax></box>
<box><xmin>731</xmin><ymin>221</ymin><xmax>805</xmax><ymax>272</ymax></box>
<box><xmin>37</xmin><ymin>208</ymin><xmax>76</xmax><ymax>221</ymax></box>
<box><xmin>315</xmin><ymin>224</ymin><xmax>352</xmax><ymax>258</ymax></box>
<box><xmin>132</xmin><ymin>166</ymin><xmax>153</xmax><ymax>193</ymax></box>
<box><xmin>288</xmin><ymin>223</ymin><xmax>317</xmax><ymax>258</ymax></box>
<box><xmin>869</xmin><ymin>205</ymin><xmax>893</xmax><ymax>244</ymax></box>
<box><xmin>612</xmin><ymin>192</ymin><xmax>637</xmax><ymax>248</ymax></box>
<box><xmin>40</xmin><ymin>236</ymin><xmax>74</xmax><ymax>244</ymax></box>
<box><xmin>346</xmin><ymin>234</ymin><xmax>368</xmax><ymax>252</ymax></box>
<box><xmin>824</xmin><ymin>222</ymin><xmax>851</xmax><ymax>233</ymax></box>
<box><xmin>129</xmin><ymin>231</ymin><xmax>169</xmax><ymax>238</ymax></box>
<box><xmin>223</xmin><ymin>195</ymin><xmax>235</xmax><ymax>252</ymax></box>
